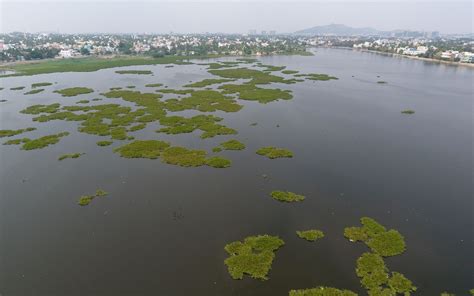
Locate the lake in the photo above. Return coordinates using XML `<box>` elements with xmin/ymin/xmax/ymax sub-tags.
<box><xmin>0</xmin><ymin>48</ymin><xmax>472</xmax><ymax>295</ymax></box>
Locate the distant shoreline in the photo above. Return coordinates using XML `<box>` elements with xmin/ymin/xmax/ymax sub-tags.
<box><xmin>327</xmin><ymin>46</ymin><xmax>474</xmax><ymax>68</ymax></box>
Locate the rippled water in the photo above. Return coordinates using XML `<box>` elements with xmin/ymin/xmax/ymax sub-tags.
<box><xmin>0</xmin><ymin>48</ymin><xmax>472</xmax><ymax>295</ymax></box>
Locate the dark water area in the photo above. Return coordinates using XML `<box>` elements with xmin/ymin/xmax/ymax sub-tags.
<box><xmin>0</xmin><ymin>48</ymin><xmax>472</xmax><ymax>295</ymax></box>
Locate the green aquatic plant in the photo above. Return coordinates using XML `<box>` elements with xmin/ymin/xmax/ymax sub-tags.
<box><xmin>440</xmin><ymin>293</ymin><xmax>455</xmax><ymax>296</ymax></box>
<box><xmin>377</xmin><ymin>81</ymin><xmax>388</xmax><ymax>84</ymax></box>
<box><xmin>110</xmin><ymin>87</ymin><xmax>122</xmax><ymax>90</ymax></box>
<box><xmin>224</xmin><ymin>235</ymin><xmax>284</xmax><ymax>280</ymax></box>
<box><xmin>219</xmin><ymin>139</ymin><xmax>246</xmax><ymax>150</ymax></box>
<box><xmin>156</xmin><ymin>89</ymin><xmax>194</xmax><ymax>95</ymax></box>
<box><xmin>129</xmin><ymin>123</ymin><xmax>147</xmax><ymax>131</ymax></box>
<box><xmin>256</xmin><ymin>146</ymin><xmax>293</xmax><ymax>159</ymax></box>
<box><xmin>54</xmin><ymin>87</ymin><xmax>94</xmax><ymax>97</ymax></box>
<box><xmin>115</xmin><ymin>70</ymin><xmax>152</xmax><ymax>75</ymax></box>
<box><xmin>344</xmin><ymin>217</ymin><xmax>406</xmax><ymax>257</ymax></box>
<box><xmin>97</xmin><ymin>140</ymin><xmax>113</xmax><ymax>146</ymax></box>
<box><xmin>296</xmin><ymin>230</ymin><xmax>325</xmax><ymax>242</ymax></box>
<box><xmin>163</xmin><ymin>90</ymin><xmax>242</xmax><ymax>112</ymax></box>
<box><xmin>0</xmin><ymin>127</ymin><xmax>36</xmax><ymax>138</ymax></box>
<box><xmin>20</xmin><ymin>103</ymin><xmax>61</xmax><ymax>114</ymax></box>
<box><xmin>295</xmin><ymin>73</ymin><xmax>338</xmax><ymax>81</ymax></box>
<box><xmin>76</xmin><ymin>100</ymin><xmax>90</xmax><ymax>104</ymax></box>
<box><xmin>282</xmin><ymin>70</ymin><xmax>299</xmax><ymax>74</ymax></box>
<box><xmin>58</xmin><ymin>153</ymin><xmax>84</xmax><ymax>161</ymax></box>
<box><xmin>207</xmin><ymin>63</ymin><xmax>237</xmax><ymax>69</ymax></box>
<box><xmin>3</xmin><ymin>138</ymin><xmax>30</xmax><ymax>145</ymax></box>
<box><xmin>32</xmin><ymin>82</ymin><xmax>53</xmax><ymax>88</ymax></box>
<box><xmin>289</xmin><ymin>287</ymin><xmax>357</xmax><ymax>296</ymax></box>
<box><xmin>160</xmin><ymin>146</ymin><xmax>207</xmax><ymax>167</ymax></box>
<box><xmin>356</xmin><ymin>252</ymin><xmax>389</xmax><ymax>290</ymax></box>
<box><xmin>219</xmin><ymin>83</ymin><xmax>293</xmax><ymax>104</ymax></box>
<box><xmin>10</xmin><ymin>86</ymin><xmax>25</xmax><ymax>90</ymax></box>
<box><xmin>95</xmin><ymin>189</ymin><xmax>108</xmax><ymax>197</ymax></box>
<box><xmin>206</xmin><ymin>156</ymin><xmax>231</xmax><ymax>168</ymax></box>
<box><xmin>260</xmin><ymin>65</ymin><xmax>286</xmax><ymax>72</ymax></box>
<box><xmin>21</xmin><ymin>132</ymin><xmax>69</xmax><ymax>150</ymax></box>
<box><xmin>388</xmin><ymin>272</ymin><xmax>417</xmax><ymax>295</ymax></box>
<box><xmin>114</xmin><ymin>140</ymin><xmax>170</xmax><ymax>159</ymax></box>
<box><xmin>24</xmin><ymin>89</ymin><xmax>45</xmax><ymax>95</ymax></box>
<box><xmin>401</xmin><ymin>110</ymin><xmax>415</xmax><ymax>114</ymax></box>
<box><xmin>78</xmin><ymin>195</ymin><xmax>94</xmax><ymax>206</ymax></box>
<box><xmin>126</xmin><ymin>85</ymin><xmax>136</xmax><ymax>89</ymax></box>
<box><xmin>157</xmin><ymin>115</ymin><xmax>237</xmax><ymax>139</ymax></box>
<box><xmin>183</xmin><ymin>78</ymin><xmax>235</xmax><ymax>88</ymax></box>
<box><xmin>212</xmin><ymin>147</ymin><xmax>222</xmax><ymax>153</ymax></box>
<box><xmin>271</xmin><ymin>191</ymin><xmax>305</xmax><ymax>202</ymax></box>
<box><xmin>209</xmin><ymin>68</ymin><xmax>297</xmax><ymax>85</ymax></box>
<box><xmin>145</xmin><ymin>83</ymin><xmax>164</xmax><ymax>87</ymax></box>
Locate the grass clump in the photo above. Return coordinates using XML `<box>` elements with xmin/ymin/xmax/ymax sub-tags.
<box><xmin>3</xmin><ymin>138</ymin><xmax>31</xmax><ymax>145</ymax></box>
<box><xmin>163</xmin><ymin>90</ymin><xmax>242</xmax><ymax>113</ymax></box>
<box><xmin>0</xmin><ymin>127</ymin><xmax>36</xmax><ymax>138</ymax></box>
<box><xmin>224</xmin><ymin>235</ymin><xmax>284</xmax><ymax>280</ymax></box>
<box><xmin>24</xmin><ymin>89</ymin><xmax>45</xmax><ymax>95</ymax></box>
<box><xmin>32</xmin><ymin>82</ymin><xmax>53</xmax><ymax>88</ymax></box>
<box><xmin>282</xmin><ymin>70</ymin><xmax>299</xmax><ymax>75</ymax></box>
<box><xmin>114</xmin><ymin>140</ymin><xmax>170</xmax><ymax>159</ymax></box>
<box><xmin>54</xmin><ymin>87</ymin><xmax>94</xmax><ymax>97</ymax></box>
<box><xmin>256</xmin><ymin>146</ymin><xmax>293</xmax><ymax>159</ymax></box>
<box><xmin>115</xmin><ymin>70</ymin><xmax>152</xmax><ymax>75</ymax></box>
<box><xmin>184</xmin><ymin>78</ymin><xmax>234</xmax><ymax>88</ymax></box>
<box><xmin>217</xmin><ymin>139</ymin><xmax>246</xmax><ymax>150</ymax></box>
<box><xmin>219</xmin><ymin>83</ymin><xmax>293</xmax><ymax>104</ymax></box>
<box><xmin>145</xmin><ymin>83</ymin><xmax>164</xmax><ymax>87</ymax></box>
<box><xmin>21</xmin><ymin>132</ymin><xmax>69</xmax><ymax>150</ymax></box>
<box><xmin>10</xmin><ymin>86</ymin><xmax>25</xmax><ymax>90</ymax></box>
<box><xmin>160</xmin><ymin>146</ymin><xmax>207</xmax><ymax>167</ymax></box>
<box><xmin>289</xmin><ymin>287</ymin><xmax>357</xmax><ymax>296</ymax></box>
<box><xmin>401</xmin><ymin>110</ymin><xmax>415</xmax><ymax>114</ymax></box>
<box><xmin>78</xmin><ymin>189</ymin><xmax>109</xmax><ymax>206</ymax></box>
<box><xmin>344</xmin><ymin>217</ymin><xmax>406</xmax><ymax>257</ymax></box>
<box><xmin>76</xmin><ymin>100</ymin><xmax>90</xmax><ymax>104</ymax></box>
<box><xmin>97</xmin><ymin>140</ymin><xmax>113</xmax><ymax>146</ymax></box>
<box><xmin>58</xmin><ymin>153</ymin><xmax>84</xmax><ymax>161</ymax></box>
<box><xmin>296</xmin><ymin>230</ymin><xmax>325</xmax><ymax>242</ymax></box>
<box><xmin>271</xmin><ymin>191</ymin><xmax>305</xmax><ymax>202</ymax></box>
<box><xmin>206</xmin><ymin>156</ymin><xmax>231</xmax><ymax>168</ymax></box>
<box><xmin>295</xmin><ymin>73</ymin><xmax>338</xmax><ymax>81</ymax></box>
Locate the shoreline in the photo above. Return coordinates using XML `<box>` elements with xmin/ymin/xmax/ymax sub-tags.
<box><xmin>328</xmin><ymin>46</ymin><xmax>474</xmax><ymax>68</ymax></box>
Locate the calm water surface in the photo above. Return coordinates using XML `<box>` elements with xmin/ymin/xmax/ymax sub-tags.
<box><xmin>0</xmin><ymin>48</ymin><xmax>472</xmax><ymax>295</ymax></box>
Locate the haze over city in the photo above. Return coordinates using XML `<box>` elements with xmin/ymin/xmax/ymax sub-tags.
<box><xmin>1</xmin><ymin>1</ymin><xmax>472</xmax><ymax>34</ymax></box>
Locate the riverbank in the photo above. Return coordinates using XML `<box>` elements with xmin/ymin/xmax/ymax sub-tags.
<box><xmin>327</xmin><ymin>46</ymin><xmax>474</xmax><ymax>68</ymax></box>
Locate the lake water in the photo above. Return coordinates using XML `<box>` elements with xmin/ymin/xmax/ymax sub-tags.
<box><xmin>0</xmin><ymin>48</ymin><xmax>472</xmax><ymax>295</ymax></box>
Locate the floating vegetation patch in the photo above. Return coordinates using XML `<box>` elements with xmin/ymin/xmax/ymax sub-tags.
<box><xmin>157</xmin><ymin>115</ymin><xmax>237</xmax><ymax>139</ymax></box>
<box><xmin>219</xmin><ymin>83</ymin><xmax>293</xmax><ymax>104</ymax></box>
<box><xmin>160</xmin><ymin>146</ymin><xmax>207</xmax><ymax>167</ymax></box>
<box><xmin>377</xmin><ymin>81</ymin><xmax>388</xmax><ymax>84</ymax></box>
<box><xmin>356</xmin><ymin>252</ymin><xmax>416</xmax><ymax>295</ymax></box>
<box><xmin>21</xmin><ymin>132</ymin><xmax>69</xmax><ymax>150</ymax></box>
<box><xmin>282</xmin><ymin>70</ymin><xmax>299</xmax><ymax>75</ymax></box>
<box><xmin>115</xmin><ymin>70</ymin><xmax>152</xmax><ymax>75</ymax></box>
<box><xmin>92</xmin><ymin>98</ymin><xmax>102</xmax><ymax>101</ymax></box>
<box><xmin>260</xmin><ymin>65</ymin><xmax>286</xmax><ymax>72</ymax></box>
<box><xmin>218</xmin><ymin>139</ymin><xmax>246</xmax><ymax>150</ymax></box>
<box><xmin>54</xmin><ymin>87</ymin><xmax>94</xmax><ymax>97</ymax></box>
<box><xmin>207</xmin><ymin>63</ymin><xmax>237</xmax><ymax>70</ymax></box>
<box><xmin>344</xmin><ymin>217</ymin><xmax>406</xmax><ymax>257</ymax></box>
<box><xmin>24</xmin><ymin>89</ymin><xmax>45</xmax><ymax>95</ymax></box>
<box><xmin>76</xmin><ymin>100</ymin><xmax>90</xmax><ymax>104</ymax></box>
<box><xmin>126</xmin><ymin>85</ymin><xmax>136</xmax><ymax>89</ymax></box>
<box><xmin>256</xmin><ymin>146</ymin><xmax>293</xmax><ymax>159</ymax></box>
<box><xmin>295</xmin><ymin>73</ymin><xmax>338</xmax><ymax>81</ymax></box>
<box><xmin>271</xmin><ymin>191</ymin><xmax>305</xmax><ymax>202</ymax></box>
<box><xmin>10</xmin><ymin>86</ymin><xmax>25</xmax><ymax>90</ymax></box>
<box><xmin>3</xmin><ymin>138</ymin><xmax>30</xmax><ymax>145</ymax></box>
<box><xmin>206</xmin><ymin>156</ymin><xmax>231</xmax><ymax>168</ymax></box>
<box><xmin>156</xmin><ymin>89</ymin><xmax>195</xmax><ymax>95</ymax></box>
<box><xmin>97</xmin><ymin>140</ymin><xmax>113</xmax><ymax>146</ymax></box>
<box><xmin>145</xmin><ymin>83</ymin><xmax>164</xmax><ymax>87</ymax></box>
<box><xmin>209</xmin><ymin>68</ymin><xmax>298</xmax><ymax>85</ymax></box>
<box><xmin>224</xmin><ymin>235</ymin><xmax>284</xmax><ymax>280</ymax></box>
<box><xmin>110</xmin><ymin>87</ymin><xmax>122</xmax><ymax>90</ymax></box>
<box><xmin>0</xmin><ymin>127</ymin><xmax>36</xmax><ymax>138</ymax></box>
<box><xmin>296</xmin><ymin>230</ymin><xmax>325</xmax><ymax>242</ymax></box>
<box><xmin>289</xmin><ymin>287</ymin><xmax>357</xmax><ymax>296</ymax></box>
<box><xmin>236</xmin><ymin>58</ymin><xmax>259</xmax><ymax>63</ymax></box>
<box><xmin>114</xmin><ymin>140</ymin><xmax>170</xmax><ymax>159</ymax></box>
<box><xmin>401</xmin><ymin>110</ymin><xmax>415</xmax><ymax>115</ymax></box>
<box><xmin>184</xmin><ymin>79</ymin><xmax>235</xmax><ymax>88</ymax></box>
<box><xmin>20</xmin><ymin>103</ymin><xmax>61</xmax><ymax>114</ymax></box>
<box><xmin>163</xmin><ymin>90</ymin><xmax>243</xmax><ymax>112</ymax></box>
<box><xmin>32</xmin><ymin>82</ymin><xmax>53</xmax><ymax>88</ymax></box>
<box><xmin>58</xmin><ymin>153</ymin><xmax>84</xmax><ymax>161</ymax></box>
<box><xmin>129</xmin><ymin>123</ymin><xmax>147</xmax><ymax>131</ymax></box>
<box><xmin>78</xmin><ymin>189</ymin><xmax>109</xmax><ymax>206</ymax></box>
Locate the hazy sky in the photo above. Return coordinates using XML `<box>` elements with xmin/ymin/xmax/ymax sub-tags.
<box><xmin>1</xmin><ymin>0</ymin><xmax>472</xmax><ymax>34</ymax></box>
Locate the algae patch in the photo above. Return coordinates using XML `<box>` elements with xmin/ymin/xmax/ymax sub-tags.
<box><xmin>58</xmin><ymin>153</ymin><xmax>84</xmax><ymax>161</ymax></box>
<box><xmin>271</xmin><ymin>191</ymin><xmax>305</xmax><ymax>202</ymax></box>
<box><xmin>21</xmin><ymin>132</ymin><xmax>69</xmax><ymax>150</ymax></box>
<box><xmin>256</xmin><ymin>146</ymin><xmax>293</xmax><ymax>159</ymax></box>
<box><xmin>0</xmin><ymin>127</ymin><xmax>36</xmax><ymax>138</ymax></box>
<box><xmin>55</xmin><ymin>87</ymin><xmax>94</xmax><ymax>97</ymax></box>
<box><xmin>296</xmin><ymin>230</ymin><xmax>325</xmax><ymax>242</ymax></box>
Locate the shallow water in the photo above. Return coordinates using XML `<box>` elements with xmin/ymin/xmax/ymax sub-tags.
<box><xmin>0</xmin><ymin>48</ymin><xmax>472</xmax><ymax>295</ymax></box>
